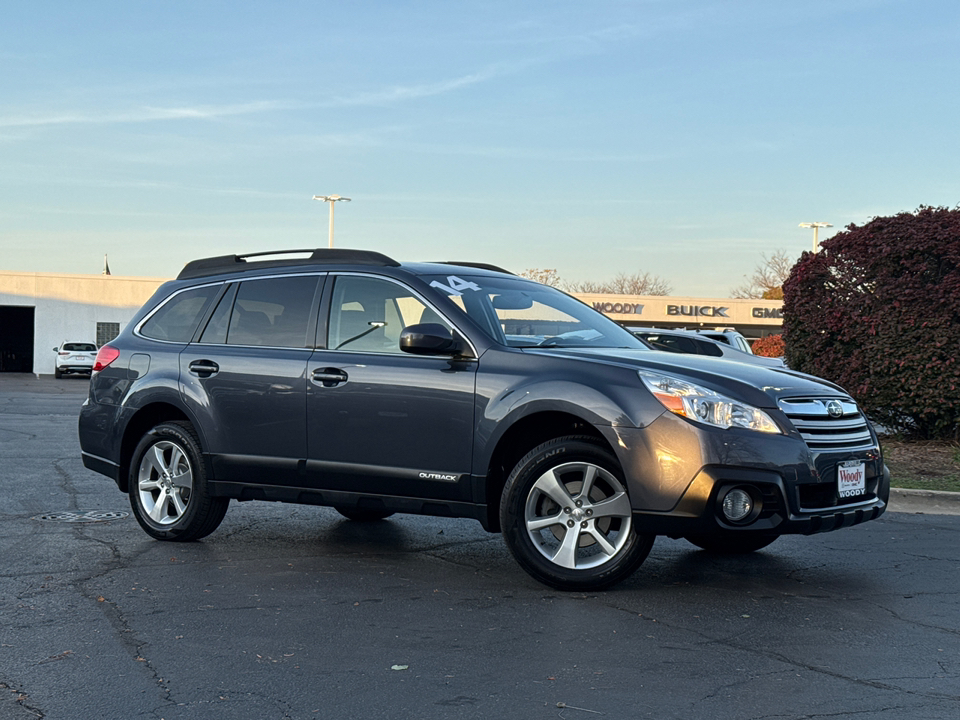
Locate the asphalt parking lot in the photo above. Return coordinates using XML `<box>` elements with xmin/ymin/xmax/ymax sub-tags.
<box><xmin>1</xmin><ymin>374</ymin><xmax>958</xmax><ymax>720</ymax></box>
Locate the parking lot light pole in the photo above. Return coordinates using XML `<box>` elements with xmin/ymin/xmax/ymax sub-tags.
<box><xmin>799</xmin><ymin>222</ymin><xmax>832</xmax><ymax>253</ymax></box>
<box><xmin>313</xmin><ymin>195</ymin><xmax>352</xmax><ymax>248</ymax></box>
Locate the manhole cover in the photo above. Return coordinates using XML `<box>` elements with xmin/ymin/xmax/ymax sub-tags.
<box><xmin>33</xmin><ymin>511</ymin><xmax>129</xmax><ymax>523</ymax></box>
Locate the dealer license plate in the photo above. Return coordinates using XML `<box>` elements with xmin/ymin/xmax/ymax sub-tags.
<box><xmin>837</xmin><ymin>460</ymin><xmax>865</xmax><ymax>499</ymax></box>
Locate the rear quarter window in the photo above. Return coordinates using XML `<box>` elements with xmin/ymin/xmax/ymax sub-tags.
<box><xmin>140</xmin><ymin>285</ymin><xmax>220</xmax><ymax>343</ymax></box>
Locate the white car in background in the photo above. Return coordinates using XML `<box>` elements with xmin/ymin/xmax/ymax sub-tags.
<box><xmin>630</xmin><ymin>328</ymin><xmax>787</xmax><ymax>369</ymax></box>
<box><xmin>690</xmin><ymin>328</ymin><xmax>756</xmax><ymax>354</ymax></box>
<box><xmin>54</xmin><ymin>342</ymin><xmax>97</xmax><ymax>378</ymax></box>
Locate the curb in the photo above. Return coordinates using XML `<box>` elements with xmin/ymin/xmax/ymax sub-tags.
<box><xmin>888</xmin><ymin>488</ymin><xmax>960</xmax><ymax>516</ymax></box>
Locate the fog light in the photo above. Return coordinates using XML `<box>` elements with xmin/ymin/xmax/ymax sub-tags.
<box><xmin>722</xmin><ymin>488</ymin><xmax>753</xmax><ymax>522</ymax></box>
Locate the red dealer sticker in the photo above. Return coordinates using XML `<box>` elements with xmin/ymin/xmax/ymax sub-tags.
<box><xmin>838</xmin><ymin>460</ymin><xmax>866</xmax><ymax>499</ymax></box>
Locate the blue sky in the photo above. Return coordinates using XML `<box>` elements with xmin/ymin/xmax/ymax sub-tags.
<box><xmin>2</xmin><ymin>0</ymin><xmax>958</xmax><ymax>296</ymax></box>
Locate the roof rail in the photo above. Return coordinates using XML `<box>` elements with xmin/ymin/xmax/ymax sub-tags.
<box><xmin>177</xmin><ymin>249</ymin><xmax>400</xmax><ymax>280</ymax></box>
<box><xmin>436</xmin><ymin>261</ymin><xmax>514</xmax><ymax>275</ymax></box>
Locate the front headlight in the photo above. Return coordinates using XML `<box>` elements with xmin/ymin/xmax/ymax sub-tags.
<box><xmin>638</xmin><ymin>370</ymin><xmax>781</xmax><ymax>434</ymax></box>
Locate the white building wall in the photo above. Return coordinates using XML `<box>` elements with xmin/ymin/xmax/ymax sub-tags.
<box><xmin>0</xmin><ymin>271</ymin><xmax>786</xmax><ymax>376</ymax></box>
<box><xmin>0</xmin><ymin>272</ymin><xmax>167</xmax><ymax>376</ymax></box>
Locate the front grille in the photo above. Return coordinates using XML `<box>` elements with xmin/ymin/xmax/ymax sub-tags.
<box><xmin>797</xmin><ymin>483</ymin><xmax>837</xmax><ymax>509</ymax></box>
<box><xmin>778</xmin><ymin>396</ymin><xmax>876</xmax><ymax>453</ymax></box>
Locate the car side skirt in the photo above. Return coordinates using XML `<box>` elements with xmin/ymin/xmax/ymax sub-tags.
<box><xmin>206</xmin><ymin>480</ymin><xmax>493</xmax><ymax>529</ymax></box>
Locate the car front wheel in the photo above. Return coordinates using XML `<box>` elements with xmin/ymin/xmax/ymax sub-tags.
<box><xmin>128</xmin><ymin>421</ymin><xmax>228</xmax><ymax>541</ymax></box>
<box><xmin>500</xmin><ymin>436</ymin><xmax>654</xmax><ymax>591</ymax></box>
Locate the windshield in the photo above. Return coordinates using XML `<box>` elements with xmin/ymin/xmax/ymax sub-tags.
<box><xmin>424</xmin><ymin>273</ymin><xmax>648</xmax><ymax>349</ymax></box>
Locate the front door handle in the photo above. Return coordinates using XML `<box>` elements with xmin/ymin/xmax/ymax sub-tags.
<box><xmin>312</xmin><ymin>367</ymin><xmax>348</xmax><ymax>387</ymax></box>
<box><xmin>188</xmin><ymin>360</ymin><xmax>220</xmax><ymax>378</ymax></box>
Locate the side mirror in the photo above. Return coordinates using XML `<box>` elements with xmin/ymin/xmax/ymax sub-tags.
<box><xmin>400</xmin><ymin>323</ymin><xmax>460</xmax><ymax>356</ymax></box>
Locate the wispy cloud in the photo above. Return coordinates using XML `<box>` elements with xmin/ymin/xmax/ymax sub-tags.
<box><xmin>0</xmin><ymin>67</ymin><xmax>502</xmax><ymax>129</ymax></box>
<box><xmin>0</xmin><ymin>100</ymin><xmax>290</xmax><ymax>128</ymax></box>
<box><xmin>323</xmin><ymin>68</ymin><xmax>499</xmax><ymax>107</ymax></box>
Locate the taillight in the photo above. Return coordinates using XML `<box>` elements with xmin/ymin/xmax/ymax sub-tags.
<box><xmin>58</xmin><ymin>351</ymin><xmax>70</xmax><ymax>356</ymax></box>
<box><xmin>92</xmin><ymin>345</ymin><xmax>120</xmax><ymax>373</ymax></box>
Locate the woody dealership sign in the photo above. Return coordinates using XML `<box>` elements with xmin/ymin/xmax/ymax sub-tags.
<box><xmin>576</xmin><ymin>294</ymin><xmax>783</xmax><ymax>327</ymax></box>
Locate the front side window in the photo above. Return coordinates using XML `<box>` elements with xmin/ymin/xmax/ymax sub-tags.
<box><xmin>425</xmin><ymin>273</ymin><xmax>647</xmax><ymax>349</ymax></box>
<box><xmin>328</xmin><ymin>275</ymin><xmax>451</xmax><ymax>354</ymax></box>
<box><xmin>225</xmin><ymin>276</ymin><xmax>318</xmax><ymax>348</ymax></box>
<box><xmin>140</xmin><ymin>285</ymin><xmax>220</xmax><ymax>343</ymax></box>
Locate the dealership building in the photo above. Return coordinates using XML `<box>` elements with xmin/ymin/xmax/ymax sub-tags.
<box><xmin>0</xmin><ymin>270</ymin><xmax>784</xmax><ymax>376</ymax></box>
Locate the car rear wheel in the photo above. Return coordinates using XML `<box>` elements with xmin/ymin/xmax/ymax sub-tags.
<box><xmin>500</xmin><ymin>436</ymin><xmax>654</xmax><ymax>591</ymax></box>
<box><xmin>684</xmin><ymin>532</ymin><xmax>779</xmax><ymax>554</ymax></box>
<box><xmin>129</xmin><ymin>421</ymin><xmax>229</xmax><ymax>541</ymax></box>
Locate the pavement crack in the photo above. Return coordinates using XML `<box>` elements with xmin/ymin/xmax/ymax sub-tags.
<box><xmin>1</xmin><ymin>681</ymin><xmax>44</xmax><ymax>718</ymax></box>
<box><xmin>605</xmin><ymin>602</ymin><xmax>960</xmax><ymax>703</ymax></box>
<box><xmin>91</xmin><ymin>592</ymin><xmax>179</xmax><ymax>708</ymax></box>
<box><xmin>56</xmin><ymin>513</ymin><xmax>180</xmax><ymax>708</ymax></box>
<box><xmin>860</xmin><ymin>597</ymin><xmax>960</xmax><ymax>637</ymax></box>
<box><xmin>51</xmin><ymin>459</ymin><xmax>80</xmax><ymax>512</ymax></box>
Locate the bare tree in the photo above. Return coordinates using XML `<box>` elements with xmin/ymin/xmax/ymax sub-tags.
<box><xmin>730</xmin><ymin>250</ymin><xmax>796</xmax><ymax>300</ymax></box>
<box><xmin>519</xmin><ymin>268</ymin><xmax>563</xmax><ymax>287</ymax></box>
<box><xmin>519</xmin><ymin>268</ymin><xmax>673</xmax><ymax>295</ymax></box>
<box><xmin>567</xmin><ymin>272</ymin><xmax>672</xmax><ymax>296</ymax></box>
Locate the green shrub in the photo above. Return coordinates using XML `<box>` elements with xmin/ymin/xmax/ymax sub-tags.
<box><xmin>783</xmin><ymin>206</ymin><xmax>960</xmax><ymax>440</ymax></box>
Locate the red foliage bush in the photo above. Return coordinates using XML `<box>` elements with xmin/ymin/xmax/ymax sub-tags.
<box><xmin>752</xmin><ymin>334</ymin><xmax>785</xmax><ymax>358</ymax></box>
<box><xmin>783</xmin><ymin>206</ymin><xmax>960</xmax><ymax>440</ymax></box>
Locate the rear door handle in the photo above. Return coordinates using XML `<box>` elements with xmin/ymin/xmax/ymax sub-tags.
<box><xmin>188</xmin><ymin>360</ymin><xmax>219</xmax><ymax>378</ymax></box>
<box><xmin>312</xmin><ymin>367</ymin><xmax>348</xmax><ymax>387</ymax></box>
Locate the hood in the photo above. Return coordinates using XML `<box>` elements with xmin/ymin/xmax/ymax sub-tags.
<box><xmin>520</xmin><ymin>347</ymin><xmax>848</xmax><ymax>409</ymax></box>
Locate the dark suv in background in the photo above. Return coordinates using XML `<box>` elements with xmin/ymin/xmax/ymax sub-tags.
<box><xmin>79</xmin><ymin>249</ymin><xmax>889</xmax><ymax>590</ymax></box>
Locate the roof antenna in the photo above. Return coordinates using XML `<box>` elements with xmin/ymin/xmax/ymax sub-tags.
<box><xmin>103</xmin><ymin>254</ymin><xmax>111</xmax><ymax>276</ymax></box>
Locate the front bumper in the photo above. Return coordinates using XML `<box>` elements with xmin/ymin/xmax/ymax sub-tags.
<box><xmin>633</xmin><ymin>463</ymin><xmax>889</xmax><ymax>537</ymax></box>
<box><xmin>603</xmin><ymin>412</ymin><xmax>889</xmax><ymax>539</ymax></box>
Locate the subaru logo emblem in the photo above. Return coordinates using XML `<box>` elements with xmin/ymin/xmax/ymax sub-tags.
<box><xmin>826</xmin><ymin>400</ymin><xmax>844</xmax><ymax>418</ymax></box>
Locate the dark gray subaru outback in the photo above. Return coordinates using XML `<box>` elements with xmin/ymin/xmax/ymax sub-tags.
<box><xmin>79</xmin><ymin>249</ymin><xmax>890</xmax><ymax>590</ymax></box>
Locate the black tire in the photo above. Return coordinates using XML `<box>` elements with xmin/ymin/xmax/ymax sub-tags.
<box><xmin>684</xmin><ymin>532</ymin><xmax>780</xmax><ymax>554</ymax></box>
<box><xmin>500</xmin><ymin>436</ymin><xmax>654</xmax><ymax>591</ymax></box>
<box><xmin>334</xmin><ymin>507</ymin><xmax>395</xmax><ymax>522</ymax></box>
<box><xmin>54</xmin><ymin>367</ymin><xmax>62</xmax><ymax>379</ymax></box>
<box><xmin>128</xmin><ymin>421</ymin><xmax>229</xmax><ymax>541</ymax></box>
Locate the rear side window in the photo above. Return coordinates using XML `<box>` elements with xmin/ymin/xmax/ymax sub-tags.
<box><xmin>648</xmin><ymin>335</ymin><xmax>698</xmax><ymax>354</ymax></box>
<box><xmin>140</xmin><ymin>286</ymin><xmax>220</xmax><ymax>342</ymax></box>
<box><xmin>693</xmin><ymin>339</ymin><xmax>723</xmax><ymax>357</ymax></box>
<box><xmin>226</xmin><ymin>276</ymin><xmax>319</xmax><ymax>347</ymax></box>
